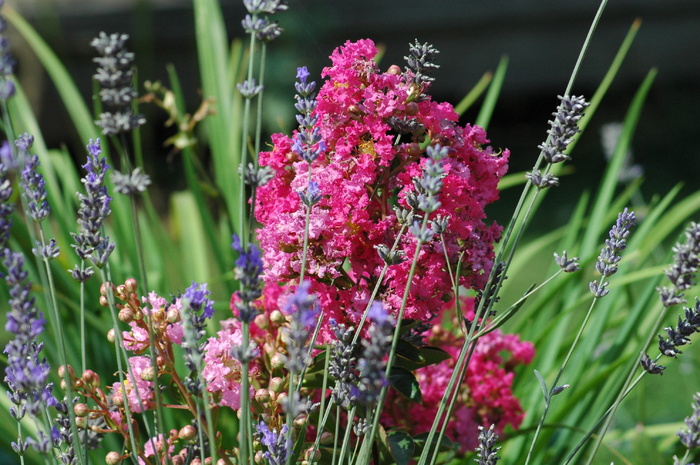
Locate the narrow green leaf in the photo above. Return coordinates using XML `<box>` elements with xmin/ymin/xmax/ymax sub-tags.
<box><xmin>534</xmin><ymin>369</ymin><xmax>550</xmax><ymax>405</ymax></box>
<box><xmin>475</xmin><ymin>55</ymin><xmax>508</xmax><ymax>130</ymax></box>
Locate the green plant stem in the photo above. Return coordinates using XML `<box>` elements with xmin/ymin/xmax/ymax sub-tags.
<box><xmin>239</xmin><ymin>28</ymin><xmax>258</xmax><ymax>247</ymax></box>
<box><xmin>240</xmin><ymin>321</ymin><xmax>253</xmax><ymax>465</ymax></box>
<box><xmin>359</xmin><ymin>215</ymin><xmax>429</xmax><ymax>465</ymax></box>
<box><xmin>579</xmin><ymin>298</ymin><xmax>673</xmax><ymax>465</ymax></box>
<box><xmin>99</xmin><ymin>267</ymin><xmax>144</xmax><ymax>465</ymax></box>
<box><xmin>33</xmin><ymin>226</ymin><xmax>85</xmax><ymax>465</ymax></box>
<box><xmin>337</xmin><ymin>405</ymin><xmax>356</xmax><ymax>465</ymax></box>
<box><xmin>524</xmin><ymin>293</ymin><xmax>602</xmax><ymax>465</ymax></box>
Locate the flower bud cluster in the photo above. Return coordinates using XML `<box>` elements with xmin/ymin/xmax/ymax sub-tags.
<box><xmin>590</xmin><ymin>208</ymin><xmax>636</xmax><ymax>298</ymax></box>
<box><xmin>91</xmin><ymin>32</ymin><xmax>145</xmax><ymax>136</ymax></box>
<box><xmin>231</xmin><ymin>234</ymin><xmax>265</xmax><ymax>323</ymax></box>
<box><xmin>0</xmin><ymin>2</ymin><xmax>15</xmax><ymax>101</ymax></box>
<box><xmin>657</xmin><ymin>222</ymin><xmax>700</xmax><ymax>308</ymax></box>
<box><xmin>71</xmin><ymin>139</ymin><xmax>114</xmax><ymax>273</ymax></box>
<box><xmin>242</xmin><ymin>0</ymin><xmax>287</xmax><ymax>41</ymax></box>
<box><xmin>528</xmin><ymin>94</ymin><xmax>589</xmax><ymax>189</ymax></box>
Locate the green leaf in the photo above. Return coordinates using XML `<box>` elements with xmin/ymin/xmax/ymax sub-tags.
<box><xmin>395</xmin><ymin>339</ymin><xmax>424</xmax><ymax>363</ymax></box>
<box><xmin>412</xmin><ymin>431</ymin><xmax>454</xmax><ymax>453</ymax></box>
<box><xmin>534</xmin><ymin>369</ymin><xmax>550</xmax><ymax>405</ymax></box>
<box><xmin>389</xmin><ymin>366</ymin><xmax>422</xmax><ymax>403</ymax></box>
<box><xmin>386</xmin><ymin>430</ymin><xmax>415</xmax><ymax>465</ymax></box>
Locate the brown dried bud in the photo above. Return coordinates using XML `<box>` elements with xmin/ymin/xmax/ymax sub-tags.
<box><xmin>116</xmin><ymin>284</ymin><xmax>127</xmax><ymax>299</ymax></box>
<box><xmin>74</xmin><ymin>403</ymin><xmax>90</xmax><ymax>417</ymax></box>
<box><xmin>166</xmin><ymin>307</ymin><xmax>181</xmax><ymax>323</ymax></box>
<box><xmin>100</xmin><ymin>282</ymin><xmax>113</xmax><ymax>296</ymax></box>
<box><xmin>406</xmin><ymin>142</ymin><xmax>421</xmax><ymax>157</ymax></box>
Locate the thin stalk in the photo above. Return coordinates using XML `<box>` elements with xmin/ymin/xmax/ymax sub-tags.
<box><xmin>359</xmin><ymin>215</ymin><xmax>430</xmax><ymax>465</ymax></box>
<box><xmin>579</xmin><ymin>298</ymin><xmax>672</xmax><ymax>465</ymax></box>
<box><xmin>99</xmin><ymin>267</ymin><xmax>143</xmax><ymax>465</ymax></box>
<box><xmin>337</xmin><ymin>405</ymin><xmax>356</xmax><ymax>465</ymax></box>
<box><xmin>240</xmin><ymin>321</ymin><xmax>253</xmax><ymax>465</ymax></box>
<box><xmin>331</xmin><ymin>405</ymin><xmax>341</xmax><ymax>465</ymax></box>
<box><xmin>239</xmin><ymin>28</ymin><xmax>258</xmax><ymax>246</ymax></box>
<box><xmin>524</xmin><ymin>294</ymin><xmax>602</xmax><ymax>465</ymax></box>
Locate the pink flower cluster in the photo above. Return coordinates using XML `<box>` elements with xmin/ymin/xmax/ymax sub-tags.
<box><xmin>255</xmin><ymin>39</ymin><xmax>509</xmax><ymax>340</ymax></box>
<box><xmin>385</xmin><ymin>299</ymin><xmax>535</xmax><ymax>452</ymax></box>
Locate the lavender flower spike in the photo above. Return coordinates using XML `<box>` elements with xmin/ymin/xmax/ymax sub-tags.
<box><xmin>0</xmin><ymin>1</ymin><xmax>16</xmax><ymax>101</ymax></box>
<box><xmin>355</xmin><ymin>302</ymin><xmax>393</xmax><ymax>406</ymax></box>
<box><xmin>0</xmin><ymin>141</ymin><xmax>15</xmax><ymax>250</ymax></box>
<box><xmin>17</xmin><ymin>134</ymin><xmax>50</xmax><ymax>223</ymax></box>
<box><xmin>283</xmin><ymin>280</ymin><xmax>320</xmax><ymax>374</ymax></box>
<box><xmin>71</xmin><ymin>138</ymin><xmax>113</xmax><ymax>274</ymax></box>
<box><xmin>657</xmin><ymin>221</ymin><xmax>700</xmax><ymax>308</ymax></box>
<box><xmin>91</xmin><ymin>32</ymin><xmax>145</xmax><ymax>135</ymax></box>
<box><xmin>678</xmin><ymin>392</ymin><xmax>700</xmax><ymax>449</ymax></box>
<box><xmin>590</xmin><ymin>208</ymin><xmax>636</xmax><ymax>298</ymax></box>
<box><xmin>256</xmin><ymin>421</ymin><xmax>291</xmax><ymax>465</ymax></box>
<box><xmin>539</xmin><ymin>95</ymin><xmax>589</xmax><ymax>164</ymax></box>
<box><xmin>474</xmin><ymin>425</ymin><xmax>501</xmax><ymax>465</ymax></box>
<box><xmin>231</xmin><ymin>234</ymin><xmax>264</xmax><ymax>323</ymax></box>
<box><xmin>3</xmin><ymin>249</ymin><xmax>60</xmax><ymax>457</ymax></box>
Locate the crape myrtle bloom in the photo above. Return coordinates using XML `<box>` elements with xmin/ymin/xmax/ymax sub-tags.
<box><xmin>590</xmin><ymin>208</ymin><xmax>636</xmax><ymax>298</ymax></box>
<box><xmin>384</xmin><ymin>299</ymin><xmax>534</xmax><ymax>453</ymax></box>
<box><xmin>110</xmin><ymin>355</ymin><xmax>154</xmax><ymax>413</ymax></box>
<box><xmin>256</xmin><ymin>39</ymin><xmax>509</xmax><ymax>341</ymax></box>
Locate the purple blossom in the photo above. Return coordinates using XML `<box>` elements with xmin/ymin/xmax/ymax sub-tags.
<box><xmin>590</xmin><ymin>209</ymin><xmax>636</xmax><ymax>298</ymax></box>
<box><xmin>0</xmin><ymin>5</ymin><xmax>15</xmax><ymax>101</ymax></box>
<box><xmin>256</xmin><ymin>421</ymin><xmax>291</xmax><ymax>465</ymax></box>
<box><xmin>283</xmin><ymin>280</ymin><xmax>320</xmax><ymax>374</ymax></box>
<box><xmin>17</xmin><ymin>134</ymin><xmax>50</xmax><ymax>223</ymax></box>
<box><xmin>2</xmin><ymin>248</ymin><xmax>58</xmax><ymax>451</ymax></box>
<box><xmin>231</xmin><ymin>234</ymin><xmax>264</xmax><ymax>323</ymax></box>
<box><xmin>355</xmin><ymin>302</ymin><xmax>393</xmax><ymax>405</ymax></box>
<box><xmin>91</xmin><ymin>32</ymin><xmax>145</xmax><ymax>135</ymax></box>
<box><xmin>0</xmin><ymin>141</ymin><xmax>14</xmax><ymax>250</ymax></box>
<box><xmin>71</xmin><ymin>139</ymin><xmax>113</xmax><ymax>272</ymax></box>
